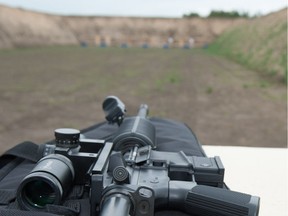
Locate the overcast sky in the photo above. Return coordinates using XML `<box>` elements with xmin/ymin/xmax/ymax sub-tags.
<box><xmin>0</xmin><ymin>0</ymin><xmax>286</xmax><ymax>17</ymax></box>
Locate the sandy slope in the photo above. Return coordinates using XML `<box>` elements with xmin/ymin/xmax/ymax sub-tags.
<box><xmin>0</xmin><ymin>4</ymin><xmax>245</xmax><ymax>48</ymax></box>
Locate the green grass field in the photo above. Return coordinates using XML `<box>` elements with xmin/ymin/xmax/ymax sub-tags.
<box><xmin>0</xmin><ymin>46</ymin><xmax>286</xmax><ymax>153</ymax></box>
<box><xmin>0</xmin><ymin>46</ymin><xmax>189</xmax><ymax>98</ymax></box>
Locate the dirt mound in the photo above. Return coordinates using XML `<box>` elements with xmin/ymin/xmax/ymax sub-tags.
<box><xmin>0</xmin><ymin>4</ymin><xmax>245</xmax><ymax>48</ymax></box>
<box><xmin>0</xmin><ymin>5</ymin><xmax>78</xmax><ymax>48</ymax></box>
<box><xmin>60</xmin><ymin>16</ymin><xmax>245</xmax><ymax>48</ymax></box>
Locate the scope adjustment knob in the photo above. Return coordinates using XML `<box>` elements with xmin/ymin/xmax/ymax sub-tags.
<box><xmin>54</xmin><ymin>128</ymin><xmax>80</xmax><ymax>148</ymax></box>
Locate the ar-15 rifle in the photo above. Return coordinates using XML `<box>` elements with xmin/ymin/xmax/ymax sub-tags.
<box><xmin>17</xmin><ymin>96</ymin><xmax>260</xmax><ymax>216</ymax></box>
<box><xmin>92</xmin><ymin>96</ymin><xmax>260</xmax><ymax>216</ymax></box>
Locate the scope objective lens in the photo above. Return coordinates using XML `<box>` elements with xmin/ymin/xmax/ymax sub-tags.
<box><xmin>23</xmin><ymin>180</ymin><xmax>56</xmax><ymax>208</ymax></box>
<box><xmin>17</xmin><ymin>154</ymin><xmax>75</xmax><ymax>210</ymax></box>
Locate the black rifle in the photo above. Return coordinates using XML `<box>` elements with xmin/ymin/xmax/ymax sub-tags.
<box><xmin>17</xmin><ymin>96</ymin><xmax>260</xmax><ymax>216</ymax></box>
<box><xmin>92</xmin><ymin>96</ymin><xmax>260</xmax><ymax>216</ymax></box>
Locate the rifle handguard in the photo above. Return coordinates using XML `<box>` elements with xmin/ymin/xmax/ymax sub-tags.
<box><xmin>113</xmin><ymin>104</ymin><xmax>156</xmax><ymax>152</ymax></box>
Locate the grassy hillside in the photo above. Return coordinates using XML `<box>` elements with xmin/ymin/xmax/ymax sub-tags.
<box><xmin>207</xmin><ymin>8</ymin><xmax>287</xmax><ymax>83</ymax></box>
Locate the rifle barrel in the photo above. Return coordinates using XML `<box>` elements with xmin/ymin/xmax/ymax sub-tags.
<box><xmin>137</xmin><ymin>104</ymin><xmax>149</xmax><ymax>118</ymax></box>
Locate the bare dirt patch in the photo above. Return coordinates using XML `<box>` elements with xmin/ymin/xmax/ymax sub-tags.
<box><xmin>0</xmin><ymin>47</ymin><xmax>286</xmax><ymax>154</ymax></box>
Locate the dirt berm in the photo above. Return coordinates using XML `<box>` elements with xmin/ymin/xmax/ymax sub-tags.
<box><xmin>0</xmin><ymin>4</ymin><xmax>245</xmax><ymax>48</ymax></box>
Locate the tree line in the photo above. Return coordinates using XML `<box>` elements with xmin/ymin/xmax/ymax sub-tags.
<box><xmin>183</xmin><ymin>10</ymin><xmax>250</xmax><ymax>18</ymax></box>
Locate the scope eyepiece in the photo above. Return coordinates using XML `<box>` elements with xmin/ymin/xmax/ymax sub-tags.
<box><xmin>17</xmin><ymin>154</ymin><xmax>75</xmax><ymax>210</ymax></box>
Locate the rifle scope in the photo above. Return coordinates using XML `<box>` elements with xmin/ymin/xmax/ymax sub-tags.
<box><xmin>16</xmin><ymin>154</ymin><xmax>75</xmax><ymax>210</ymax></box>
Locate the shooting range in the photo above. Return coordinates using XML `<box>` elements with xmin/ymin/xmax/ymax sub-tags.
<box><xmin>0</xmin><ymin>2</ymin><xmax>287</xmax><ymax>216</ymax></box>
